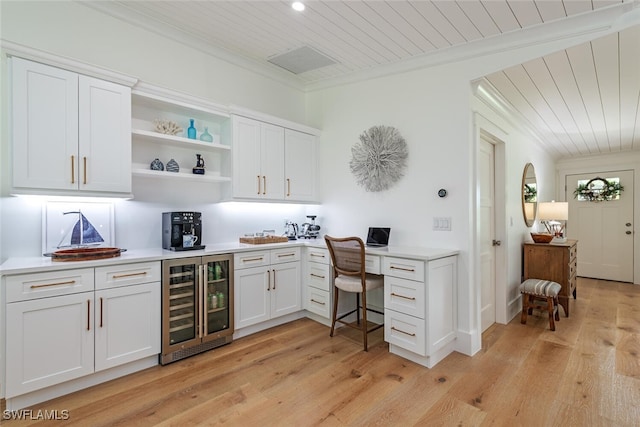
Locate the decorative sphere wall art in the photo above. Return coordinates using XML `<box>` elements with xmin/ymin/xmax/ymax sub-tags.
<box><xmin>350</xmin><ymin>125</ymin><xmax>408</xmax><ymax>192</ymax></box>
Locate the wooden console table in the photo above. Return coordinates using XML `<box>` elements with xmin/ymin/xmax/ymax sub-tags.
<box><xmin>523</xmin><ymin>240</ymin><xmax>578</xmax><ymax>317</ymax></box>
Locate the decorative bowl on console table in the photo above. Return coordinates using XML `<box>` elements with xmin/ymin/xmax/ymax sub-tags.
<box><xmin>530</xmin><ymin>233</ymin><xmax>554</xmax><ymax>243</ymax></box>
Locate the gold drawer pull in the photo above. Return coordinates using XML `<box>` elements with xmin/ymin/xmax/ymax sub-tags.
<box><xmin>310</xmin><ymin>273</ymin><xmax>325</xmax><ymax>279</ymax></box>
<box><xmin>310</xmin><ymin>253</ymin><xmax>325</xmax><ymax>258</ymax></box>
<box><xmin>391</xmin><ymin>326</ymin><xmax>415</xmax><ymax>337</ymax></box>
<box><xmin>71</xmin><ymin>155</ymin><xmax>75</xmax><ymax>184</ymax></box>
<box><xmin>30</xmin><ymin>280</ymin><xmax>76</xmax><ymax>289</ymax></box>
<box><xmin>277</xmin><ymin>253</ymin><xmax>295</xmax><ymax>258</ymax></box>
<box><xmin>112</xmin><ymin>271</ymin><xmax>147</xmax><ymax>279</ymax></box>
<box><xmin>310</xmin><ymin>299</ymin><xmax>326</xmax><ymax>305</ymax></box>
<box><xmin>242</xmin><ymin>257</ymin><xmax>264</xmax><ymax>262</ymax></box>
<box><xmin>391</xmin><ymin>292</ymin><xmax>416</xmax><ymax>301</ymax></box>
<box><xmin>390</xmin><ymin>266</ymin><xmax>416</xmax><ymax>272</ymax></box>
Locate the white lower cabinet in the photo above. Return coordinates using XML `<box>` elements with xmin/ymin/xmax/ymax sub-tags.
<box><xmin>4</xmin><ymin>262</ymin><xmax>160</xmax><ymax>400</ymax></box>
<box><xmin>383</xmin><ymin>255</ymin><xmax>457</xmax><ymax>368</ymax></box>
<box><xmin>234</xmin><ymin>248</ymin><xmax>301</xmax><ymax>329</ymax></box>
<box><xmin>303</xmin><ymin>247</ymin><xmax>332</xmax><ymax>320</ymax></box>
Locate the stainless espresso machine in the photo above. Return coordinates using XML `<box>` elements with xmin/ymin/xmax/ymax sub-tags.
<box><xmin>299</xmin><ymin>215</ymin><xmax>321</xmax><ymax>239</ymax></box>
<box><xmin>162</xmin><ymin>212</ymin><xmax>205</xmax><ymax>251</ymax></box>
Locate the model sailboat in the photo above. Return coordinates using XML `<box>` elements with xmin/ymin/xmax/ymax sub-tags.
<box><xmin>56</xmin><ymin>210</ymin><xmax>105</xmax><ymax>248</ymax></box>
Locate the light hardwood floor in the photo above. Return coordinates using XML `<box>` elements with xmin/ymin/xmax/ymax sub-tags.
<box><xmin>3</xmin><ymin>277</ymin><xmax>639</xmax><ymax>426</ymax></box>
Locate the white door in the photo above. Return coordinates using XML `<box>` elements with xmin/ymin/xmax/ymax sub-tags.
<box><xmin>95</xmin><ymin>282</ymin><xmax>161</xmax><ymax>372</ymax></box>
<box><xmin>79</xmin><ymin>76</ymin><xmax>131</xmax><ymax>193</ymax></box>
<box><xmin>260</xmin><ymin>123</ymin><xmax>285</xmax><ymax>200</ymax></box>
<box><xmin>285</xmin><ymin>129</ymin><xmax>316</xmax><ymax>201</ymax></box>
<box><xmin>234</xmin><ymin>266</ymin><xmax>270</xmax><ymax>329</ymax></box>
<box><xmin>479</xmin><ymin>138</ymin><xmax>496</xmax><ymax>332</ymax></box>
<box><xmin>11</xmin><ymin>57</ymin><xmax>79</xmax><ymax>191</ymax></box>
<box><xmin>232</xmin><ymin>116</ymin><xmax>262</xmax><ymax>198</ymax></box>
<box><xmin>271</xmin><ymin>262</ymin><xmax>301</xmax><ymax>318</ymax></box>
<box><xmin>566</xmin><ymin>170</ymin><xmax>634</xmax><ymax>282</ymax></box>
<box><xmin>5</xmin><ymin>293</ymin><xmax>94</xmax><ymax>398</ymax></box>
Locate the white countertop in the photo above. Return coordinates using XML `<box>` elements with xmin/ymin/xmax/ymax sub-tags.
<box><xmin>0</xmin><ymin>239</ymin><xmax>458</xmax><ymax>276</ymax></box>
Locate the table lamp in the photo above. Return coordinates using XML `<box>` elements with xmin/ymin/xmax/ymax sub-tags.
<box><xmin>537</xmin><ymin>201</ymin><xmax>568</xmax><ymax>243</ymax></box>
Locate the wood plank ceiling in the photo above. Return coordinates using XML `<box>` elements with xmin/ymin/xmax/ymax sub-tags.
<box><xmin>86</xmin><ymin>0</ymin><xmax>640</xmax><ymax>159</ymax></box>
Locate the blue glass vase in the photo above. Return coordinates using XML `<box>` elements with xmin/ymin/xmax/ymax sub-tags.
<box><xmin>187</xmin><ymin>119</ymin><xmax>196</xmax><ymax>139</ymax></box>
<box><xmin>199</xmin><ymin>127</ymin><xmax>213</xmax><ymax>143</ymax></box>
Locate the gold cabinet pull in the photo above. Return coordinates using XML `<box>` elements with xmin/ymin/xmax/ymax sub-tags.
<box><xmin>286</xmin><ymin>178</ymin><xmax>291</xmax><ymax>197</ymax></box>
<box><xmin>391</xmin><ymin>292</ymin><xmax>416</xmax><ymax>301</ymax></box>
<box><xmin>83</xmin><ymin>156</ymin><xmax>87</xmax><ymax>185</ymax></box>
<box><xmin>112</xmin><ymin>271</ymin><xmax>147</xmax><ymax>279</ymax></box>
<box><xmin>242</xmin><ymin>257</ymin><xmax>264</xmax><ymax>263</ymax></box>
<box><xmin>310</xmin><ymin>273</ymin><xmax>325</xmax><ymax>279</ymax></box>
<box><xmin>99</xmin><ymin>297</ymin><xmax>104</xmax><ymax>328</ymax></box>
<box><xmin>267</xmin><ymin>269</ymin><xmax>271</xmax><ymax>291</ymax></box>
<box><xmin>277</xmin><ymin>253</ymin><xmax>295</xmax><ymax>258</ymax></box>
<box><xmin>30</xmin><ymin>280</ymin><xmax>76</xmax><ymax>289</ymax></box>
<box><xmin>310</xmin><ymin>299</ymin><xmax>325</xmax><ymax>305</ymax></box>
<box><xmin>391</xmin><ymin>326</ymin><xmax>415</xmax><ymax>337</ymax></box>
<box><xmin>71</xmin><ymin>155</ymin><xmax>75</xmax><ymax>184</ymax></box>
<box><xmin>87</xmin><ymin>299</ymin><xmax>91</xmax><ymax>331</ymax></box>
<box><xmin>310</xmin><ymin>253</ymin><xmax>325</xmax><ymax>258</ymax></box>
<box><xmin>390</xmin><ymin>265</ymin><xmax>416</xmax><ymax>273</ymax></box>
<box><xmin>262</xmin><ymin>176</ymin><xmax>266</xmax><ymax>195</ymax></box>
<box><xmin>257</xmin><ymin>175</ymin><xmax>261</xmax><ymax>195</ymax></box>
<box><xmin>272</xmin><ymin>269</ymin><xmax>276</xmax><ymax>290</ymax></box>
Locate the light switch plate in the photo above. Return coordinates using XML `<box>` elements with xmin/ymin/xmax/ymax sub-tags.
<box><xmin>433</xmin><ymin>217</ymin><xmax>452</xmax><ymax>231</ymax></box>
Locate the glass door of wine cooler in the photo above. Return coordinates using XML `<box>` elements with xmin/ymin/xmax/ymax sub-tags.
<box><xmin>162</xmin><ymin>257</ymin><xmax>199</xmax><ymax>353</ymax></box>
<box><xmin>202</xmin><ymin>255</ymin><xmax>234</xmax><ymax>341</ymax></box>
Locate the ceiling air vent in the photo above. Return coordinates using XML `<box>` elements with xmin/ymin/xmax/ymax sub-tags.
<box><xmin>267</xmin><ymin>46</ymin><xmax>336</xmax><ymax>74</ymax></box>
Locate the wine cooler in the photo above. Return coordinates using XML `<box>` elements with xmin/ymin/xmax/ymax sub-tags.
<box><xmin>161</xmin><ymin>254</ymin><xmax>234</xmax><ymax>365</ymax></box>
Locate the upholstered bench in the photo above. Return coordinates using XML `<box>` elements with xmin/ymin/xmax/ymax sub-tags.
<box><xmin>519</xmin><ymin>279</ymin><xmax>562</xmax><ymax>331</ymax></box>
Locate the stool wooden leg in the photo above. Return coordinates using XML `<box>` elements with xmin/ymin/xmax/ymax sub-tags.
<box><xmin>521</xmin><ymin>294</ymin><xmax>528</xmax><ymax>324</ymax></box>
<box><xmin>330</xmin><ymin>286</ymin><xmax>339</xmax><ymax>337</ymax></box>
<box><xmin>554</xmin><ymin>296</ymin><xmax>560</xmax><ymax>321</ymax></box>
<box><xmin>547</xmin><ymin>296</ymin><xmax>556</xmax><ymax>331</ymax></box>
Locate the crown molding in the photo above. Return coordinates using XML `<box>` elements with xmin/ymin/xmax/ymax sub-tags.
<box><xmin>0</xmin><ymin>39</ymin><xmax>138</xmax><ymax>87</ymax></box>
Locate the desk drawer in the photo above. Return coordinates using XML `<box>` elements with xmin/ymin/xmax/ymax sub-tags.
<box><xmin>306</xmin><ymin>288</ymin><xmax>330</xmax><ymax>318</ymax></box>
<box><xmin>6</xmin><ymin>269</ymin><xmax>95</xmax><ymax>302</ymax></box>
<box><xmin>307</xmin><ymin>263</ymin><xmax>331</xmax><ymax>292</ymax></box>
<box><xmin>384</xmin><ymin>310</ymin><xmax>426</xmax><ymax>356</ymax></box>
<box><xmin>333</xmin><ymin>254</ymin><xmax>381</xmax><ymax>275</ymax></box>
<box><xmin>383</xmin><ymin>257</ymin><xmax>425</xmax><ymax>282</ymax></box>
<box><xmin>270</xmin><ymin>247</ymin><xmax>301</xmax><ymax>264</ymax></box>
<box><xmin>306</xmin><ymin>248</ymin><xmax>330</xmax><ymax>265</ymax></box>
<box><xmin>234</xmin><ymin>251</ymin><xmax>270</xmax><ymax>269</ymax></box>
<box><xmin>384</xmin><ymin>276</ymin><xmax>425</xmax><ymax>319</ymax></box>
<box><xmin>95</xmin><ymin>262</ymin><xmax>160</xmax><ymax>290</ymax></box>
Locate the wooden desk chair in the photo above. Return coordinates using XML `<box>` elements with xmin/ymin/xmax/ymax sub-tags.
<box><xmin>325</xmin><ymin>235</ymin><xmax>384</xmax><ymax>351</ymax></box>
<box><xmin>519</xmin><ymin>279</ymin><xmax>561</xmax><ymax>331</ymax></box>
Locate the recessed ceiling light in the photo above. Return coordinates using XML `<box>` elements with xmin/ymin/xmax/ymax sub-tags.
<box><xmin>292</xmin><ymin>2</ymin><xmax>305</xmax><ymax>12</ymax></box>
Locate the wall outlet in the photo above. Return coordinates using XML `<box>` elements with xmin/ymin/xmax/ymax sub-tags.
<box><xmin>433</xmin><ymin>217</ymin><xmax>452</xmax><ymax>231</ymax></box>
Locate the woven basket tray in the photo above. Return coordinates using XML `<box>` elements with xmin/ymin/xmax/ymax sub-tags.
<box><xmin>239</xmin><ymin>236</ymin><xmax>289</xmax><ymax>245</ymax></box>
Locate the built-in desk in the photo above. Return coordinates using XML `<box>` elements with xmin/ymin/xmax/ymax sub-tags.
<box><xmin>303</xmin><ymin>243</ymin><xmax>458</xmax><ymax>369</ymax></box>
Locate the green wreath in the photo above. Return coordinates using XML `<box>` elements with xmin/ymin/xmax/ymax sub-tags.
<box><xmin>573</xmin><ymin>177</ymin><xmax>623</xmax><ymax>202</ymax></box>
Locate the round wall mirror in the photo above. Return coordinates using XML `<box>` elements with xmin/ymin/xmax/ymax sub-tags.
<box><xmin>522</xmin><ymin>163</ymin><xmax>537</xmax><ymax>227</ymax></box>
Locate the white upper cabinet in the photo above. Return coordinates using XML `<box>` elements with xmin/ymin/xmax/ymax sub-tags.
<box><xmin>285</xmin><ymin>129</ymin><xmax>316</xmax><ymax>202</ymax></box>
<box><xmin>11</xmin><ymin>57</ymin><xmax>132</xmax><ymax>196</ymax></box>
<box><xmin>232</xmin><ymin>115</ymin><xmax>317</xmax><ymax>202</ymax></box>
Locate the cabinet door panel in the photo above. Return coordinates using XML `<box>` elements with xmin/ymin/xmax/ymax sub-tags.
<box><xmin>95</xmin><ymin>282</ymin><xmax>161</xmax><ymax>371</ymax></box>
<box><xmin>6</xmin><ymin>293</ymin><xmax>94</xmax><ymax>398</ymax></box>
<box><xmin>261</xmin><ymin>123</ymin><xmax>285</xmax><ymax>199</ymax></box>
<box><xmin>234</xmin><ymin>266</ymin><xmax>270</xmax><ymax>328</ymax></box>
<box><xmin>11</xmin><ymin>57</ymin><xmax>78</xmax><ymax>191</ymax></box>
<box><xmin>271</xmin><ymin>262</ymin><xmax>301</xmax><ymax>318</ymax></box>
<box><xmin>79</xmin><ymin>76</ymin><xmax>131</xmax><ymax>193</ymax></box>
<box><xmin>285</xmin><ymin>129</ymin><xmax>316</xmax><ymax>201</ymax></box>
<box><xmin>232</xmin><ymin>116</ymin><xmax>262</xmax><ymax>198</ymax></box>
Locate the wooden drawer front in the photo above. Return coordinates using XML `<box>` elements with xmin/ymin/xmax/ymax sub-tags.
<box><xmin>384</xmin><ymin>310</ymin><xmax>426</xmax><ymax>356</ymax></box>
<box><xmin>6</xmin><ymin>268</ymin><xmax>95</xmax><ymax>302</ymax></box>
<box><xmin>569</xmin><ymin>244</ymin><xmax>577</xmax><ymax>262</ymax></box>
<box><xmin>383</xmin><ymin>257</ymin><xmax>425</xmax><ymax>282</ymax></box>
<box><xmin>306</xmin><ymin>288</ymin><xmax>330</xmax><ymax>318</ymax></box>
<box><xmin>234</xmin><ymin>251</ymin><xmax>270</xmax><ymax>269</ymax></box>
<box><xmin>95</xmin><ymin>262</ymin><xmax>161</xmax><ymax>290</ymax></box>
<box><xmin>308</xmin><ymin>263</ymin><xmax>331</xmax><ymax>291</ymax></box>
<box><xmin>270</xmin><ymin>247</ymin><xmax>301</xmax><ymax>264</ymax></box>
<box><xmin>569</xmin><ymin>274</ymin><xmax>577</xmax><ymax>294</ymax></box>
<box><xmin>568</xmin><ymin>259</ymin><xmax>577</xmax><ymax>279</ymax></box>
<box><xmin>306</xmin><ymin>248</ymin><xmax>330</xmax><ymax>265</ymax></box>
<box><xmin>384</xmin><ymin>276</ymin><xmax>425</xmax><ymax>319</ymax></box>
